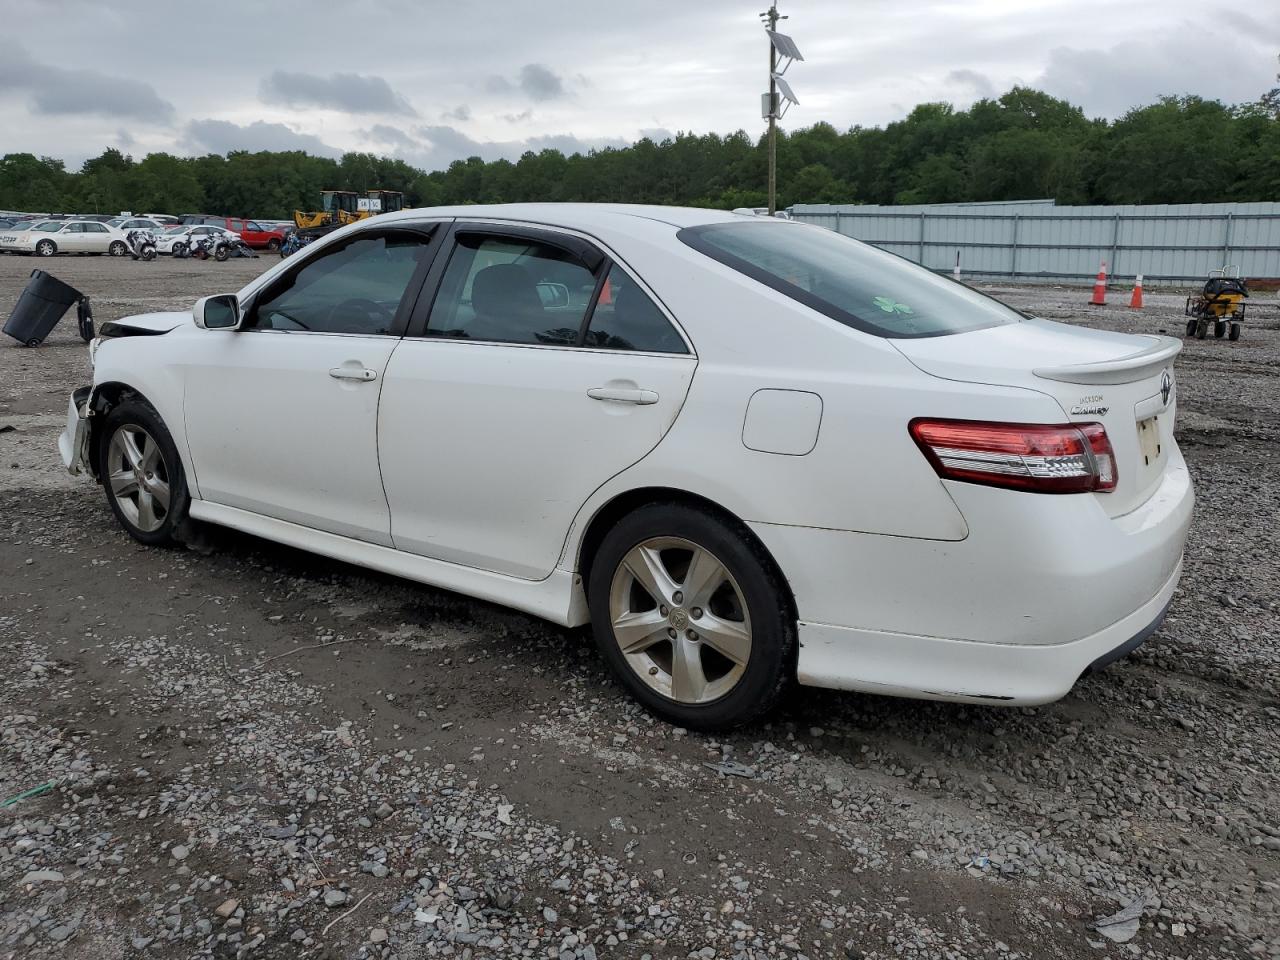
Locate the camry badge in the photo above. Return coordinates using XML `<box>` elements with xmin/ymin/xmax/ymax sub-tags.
<box><xmin>1070</xmin><ymin>395</ymin><xmax>1108</xmax><ymax>417</ymax></box>
<box><xmin>1161</xmin><ymin>370</ymin><xmax>1173</xmax><ymax>406</ymax></box>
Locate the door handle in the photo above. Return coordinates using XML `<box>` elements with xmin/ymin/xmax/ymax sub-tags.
<box><xmin>587</xmin><ymin>387</ymin><xmax>659</xmax><ymax>405</ymax></box>
<box><xmin>329</xmin><ymin>366</ymin><xmax>378</xmax><ymax>382</ymax></box>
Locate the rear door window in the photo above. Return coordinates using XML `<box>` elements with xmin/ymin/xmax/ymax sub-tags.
<box><xmin>678</xmin><ymin>221</ymin><xmax>1022</xmax><ymax>339</ymax></box>
<box><xmin>426</xmin><ymin>233</ymin><xmax>597</xmax><ymax>346</ymax></box>
<box><xmin>583</xmin><ymin>264</ymin><xmax>687</xmax><ymax>353</ymax></box>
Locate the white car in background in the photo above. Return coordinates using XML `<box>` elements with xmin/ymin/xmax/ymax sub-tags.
<box><xmin>0</xmin><ymin>219</ymin><xmax>129</xmax><ymax>257</ymax></box>
<box><xmin>114</xmin><ymin>217</ymin><xmax>169</xmax><ymax>234</ymax></box>
<box><xmin>58</xmin><ymin>204</ymin><xmax>1194</xmax><ymax>729</ymax></box>
<box><xmin>156</xmin><ymin>224</ymin><xmax>240</xmax><ymax>256</ymax></box>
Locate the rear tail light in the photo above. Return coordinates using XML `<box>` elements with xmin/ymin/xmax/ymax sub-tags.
<box><xmin>909</xmin><ymin>419</ymin><xmax>1117</xmax><ymax>494</ymax></box>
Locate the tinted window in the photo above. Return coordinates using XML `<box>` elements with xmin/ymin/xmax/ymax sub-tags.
<box><xmin>251</xmin><ymin>232</ymin><xmax>432</xmax><ymax>335</ymax></box>
<box><xmin>85</xmin><ymin>223</ymin><xmax>109</xmax><ymax>233</ymax></box>
<box><xmin>426</xmin><ymin>234</ymin><xmax>596</xmax><ymax>346</ymax></box>
<box><xmin>583</xmin><ymin>265</ymin><xmax>686</xmax><ymax>353</ymax></box>
<box><xmin>678</xmin><ymin>221</ymin><xmax>1021</xmax><ymax>339</ymax></box>
<box><xmin>32</xmin><ymin>222</ymin><xmax>61</xmax><ymax>232</ymax></box>
<box><xmin>246</xmin><ymin>221</ymin><xmax>263</xmax><ymax>231</ymax></box>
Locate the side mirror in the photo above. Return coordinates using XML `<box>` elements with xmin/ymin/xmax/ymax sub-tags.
<box><xmin>536</xmin><ymin>282</ymin><xmax>570</xmax><ymax>309</ymax></box>
<box><xmin>193</xmin><ymin>294</ymin><xmax>242</xmax><ymax>330</ymax></box>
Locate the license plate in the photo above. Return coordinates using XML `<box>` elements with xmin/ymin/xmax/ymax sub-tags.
<box><xmin>1137</xmin><ymin>415</ymin><xmax>1162</xmax><ymax>466</ymax></box>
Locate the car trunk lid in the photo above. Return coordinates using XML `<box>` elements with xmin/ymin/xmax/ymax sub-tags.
<box><xmin>893</xmin><ymin>317</ymin><xmax>1181</xmax><ymax>518</ymax></box>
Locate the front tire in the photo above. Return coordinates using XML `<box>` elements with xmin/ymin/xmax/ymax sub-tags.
<box><xmin>36</xmin><ymin>240</ymin><xmax>56</xmax><ymax>257</ymax></box>
<box><xmin>97</xmin><ymin>401</ymin><xmax>190</xmax><ymax>546</ymax></box>
<box><xmin>587</xmin><ymin>502</ymin><xmax>795</xmax><ymax>730</ymax></box>
<box><xmin>109</xmin><ymin>240</ymin><xmax>127</xmax><ymax>257</ymax></box>
<box><xmin>1229</xmin><ymin>322</ymin><xmax>1241</xmax><ymax>341</ymax></box>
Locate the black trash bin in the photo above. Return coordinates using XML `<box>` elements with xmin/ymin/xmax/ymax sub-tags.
<box><xmin>3</xmin><ymin>269</ymin><xmax>85</xmax><ymax>347</ymax></box>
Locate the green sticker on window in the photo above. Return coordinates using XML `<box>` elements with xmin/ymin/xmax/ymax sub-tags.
<box><xmin>872</xmin><ymin>296</ymin><xmax>914</xmax><ymax>315</ymax></box>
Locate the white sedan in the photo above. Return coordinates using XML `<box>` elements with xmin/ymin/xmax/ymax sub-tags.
<box><xmin>155</xmin><ymin>224</ymin><xmax>240</xmax><ymax>256</ymax></box>
<box><xmin>0</xmin><ymin>219</ymin><xmax>129</xmax><ymax>257</ymax></box>
<box><xmin>59</xmin><ymin>204</ymin><xmax>1193</xmax><ymax>729</ymax></box>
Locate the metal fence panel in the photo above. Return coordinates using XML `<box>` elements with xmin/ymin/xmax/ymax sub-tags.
<box><xmin>791</xmin><ymin>200</ymin><xmax>1280</xmax><ymax>285</ymax></box>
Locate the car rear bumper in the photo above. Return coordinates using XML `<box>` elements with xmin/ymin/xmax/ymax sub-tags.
<box><xmin>790</xmin><ymin>559</ymin><xmax>1180</xmax><ymax>704</ymax></box>
<box><xmin>749</xmin><ymin>445</ymin><xmax>1193</xmax><ymax>704</ymax></box>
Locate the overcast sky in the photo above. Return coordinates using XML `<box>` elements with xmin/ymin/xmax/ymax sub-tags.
<box><xmin>2</xmin><ymin>0</ymin><xmax>1276</xmax><ymax>171</ymax></box>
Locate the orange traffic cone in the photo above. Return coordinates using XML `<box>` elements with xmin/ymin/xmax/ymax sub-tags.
<box><xmin>1090</xmin><ymin>261</ymin><xmax>1107</xmax><ymax>306</ymax></box>
<box><xmin>1129</xmin><ymin>273</ymin><xmax>1144</xmax><ymax>309</ymax></box>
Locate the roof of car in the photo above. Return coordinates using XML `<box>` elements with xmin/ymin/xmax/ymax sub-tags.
<box><xmin>376</xmin><ymin>203</ymin><xmax>749</xmax><ymax>235</ymax></box>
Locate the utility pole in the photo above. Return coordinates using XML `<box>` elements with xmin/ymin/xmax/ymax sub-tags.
<box><xmin>760</xmin><ymin>6</ymin><xmax>801</xmax><ymax>216</ymax></box>
<box><xmin>766</xmin><ymin>4</ymin><xmax>780</xmax><ymax>215</ymax></box>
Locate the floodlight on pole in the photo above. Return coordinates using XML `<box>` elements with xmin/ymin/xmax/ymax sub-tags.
<box><xmin>760</xmin><ymin>5</ymin><xmax>801</xmax><ymax>215</ymax></box>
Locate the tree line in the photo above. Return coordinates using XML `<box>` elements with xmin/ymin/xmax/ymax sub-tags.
<box><xmin>1</xmin><ymin>88</ymin><xmax>1277</xmax><ymax>221</ymax></box>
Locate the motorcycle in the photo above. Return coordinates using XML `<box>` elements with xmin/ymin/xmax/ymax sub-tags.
<box><xmin>124</xmin><ymin>229</ymin><xmax>157</xmax><ymax>262</ymax></box>
<box><xmin>279</xmin><ymin>230</ymin><xmax>317</xmax><ymax>258</ymax></box>
<box><xmin>187</xmin><ymin>233</ymin><xmax>232</xmax><ymax>262</ymax></box>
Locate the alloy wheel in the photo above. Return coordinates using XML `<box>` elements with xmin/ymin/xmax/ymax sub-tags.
<box><xmin>608</xmin><ymin>537</ymin><xmax>751</xmax><ymax>704</ymax></box>
<box><xmin>105</xmin><ymin>425</ymin><xmax>171</xmax><ymax>533</ymax></box>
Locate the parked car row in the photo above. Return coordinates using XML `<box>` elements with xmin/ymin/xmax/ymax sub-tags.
<box><xmin>0</xmin><ymin>219</ymin><xmax>129</xmax><ymax>257</ymax></box>
<box><xmin>0</xmin><ymin>219</ymin><xmax>253</xmax><ymax>258</ymax></box>
<box><xmin>0</xmin><ymin>211</ymin><xmax>287</xmax><ymax>256</ymax></box>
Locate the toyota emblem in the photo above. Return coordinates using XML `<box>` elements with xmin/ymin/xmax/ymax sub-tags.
<box><xmin>1160</xmin><ymin>370</ymin><xmax>1173</xmax><ymax>406</ymax></box>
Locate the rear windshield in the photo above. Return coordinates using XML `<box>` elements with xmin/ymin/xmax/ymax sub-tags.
<box><xmin>678</xmin><ymin>221</ymin><xmax>1021</xmax><ymax>339</ymax></box>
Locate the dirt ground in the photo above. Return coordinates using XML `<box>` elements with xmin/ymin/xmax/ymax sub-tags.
<box><xmin>0</xmin><ymin>253</ymin><xmax>1277</xmax><ymax>960</ymax></box>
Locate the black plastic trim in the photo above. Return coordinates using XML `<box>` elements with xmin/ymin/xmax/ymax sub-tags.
<box><xmin>98</xmin><ymin>320</ymin><xmax>177</xmax><ymax>339</ymax></box>
<box><xmin>1085</xmin><ymin>596</ymin><xmax>1172</xmax><ymax>673</ymax></box>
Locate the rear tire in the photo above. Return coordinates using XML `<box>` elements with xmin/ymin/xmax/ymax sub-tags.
<box><xmin>1214</xmin><ymin>320</ymin><xmax>1227</xmax><ymax>338</ymax></box>
<box><xmin>1229</xmin><ymin>322</ymin><xmax>1241</xmax><ymax>341</ymax></box>
<box><xmin>266</xmin><ymin>238</ymin><xmax>281</xmax><ymax>251</ymax></box>
<box><xmin>172</xmin><ymin>242</ymin><xmax>186</xmax><ymax>258</ymax></box>
<box><xmin>587</xmin><ymin>502</ymin><xmax>795</xmax><ymax>730</ymax></box>
<box><xmin>1195</xmin><ymin>320</ymin><xmax>1208</xmax><ymax>340</ymax></box>
<box><xmin>1184</xmin><ymin>318</ymin><xmax>1197</xmax><ymax>337</ymax></box>
<box><xmin>97</xmin><ymin>401</ymin><xmax>190</xmax><ymax>546</ymax></box>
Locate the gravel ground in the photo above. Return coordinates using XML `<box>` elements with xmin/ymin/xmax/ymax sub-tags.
<box><xmin>0</xmin><ymin>255</ymin><xmax>1277</xmax><ymax>960</ymax></box>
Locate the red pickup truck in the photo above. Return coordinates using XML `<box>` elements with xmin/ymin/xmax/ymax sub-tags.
<box><xmin>180</xmin><ymin>215</ymin><xmax>286</xmax><ymax>250</ymax></box>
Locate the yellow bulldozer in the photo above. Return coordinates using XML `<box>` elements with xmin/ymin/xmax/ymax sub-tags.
<box><xmin>293</xmin><ymin>189</ymin><xmax>405</xmax><ymax>231</ymax></box>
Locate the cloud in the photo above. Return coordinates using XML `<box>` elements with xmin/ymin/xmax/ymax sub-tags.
<box><xmin>361</xmin><ymin>124</ymin><xmax>418</xmax><ymax>150</ymax></box>
<box><xmin>440</xmin><ymin>104</ymin><xmax>471</xmax><ymax>122</ymax></box>
<box><xmin>519</xmin><ymin>64</ymin><xmax>565</xmax><ymax>102</ymax></box>
<box><xmin>486</xmin><ymin>64</ymin><xmax>569</xmax><ymax>102</ymax></box>
<box><xmin>116</xmin><ymin>129</ymin><xmax>136</xmax><ymax>149</ymax></box>
<box><xmin>183</xmin><ymin>119</ymin><xmax>343</xmax><ymax>158</ymax></box>
<box><xmin>260</xmin><ymin>71</ymin><xmax>417</xmax><ymax>116</ymax></box>
<box><xmin>1035</xmin><ymin>28</ymin><xmax>1277</xmax><ymax>118</ymax></box>
<box><xmin>946</xmin><ymin>69</ymin><xmax>996</xmax><ymax>102</ymax></box>
<box><xmin>638</xmin><ymin>127</ymin><xmax>675</xmax><ymax>143</ymax></box>
<box><xmin>0</xmin><ymin>45</ymin><xmax>173</xmax><ymax>121</ymax></box>
<box><xmin>503</xmin><ymin>109</ymin><xmax>534</xmax><ymax>124</ymax></box>
<box><xmin>408</xmin><ymin>125</ymin><xmax>628</xmax><ymax>170</ymax></box>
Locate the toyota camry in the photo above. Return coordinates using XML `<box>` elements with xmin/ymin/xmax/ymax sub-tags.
<box><xmin>59</xmin><ymin>204</ymin><xmax>1194</xmax><ymax>729</ymax></box>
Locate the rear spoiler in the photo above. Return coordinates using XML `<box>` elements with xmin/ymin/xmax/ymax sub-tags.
<box><xmin>1033</xmin><ymin>336</ymin><xmax>1182</xmax><ymax>385</ymax></box>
